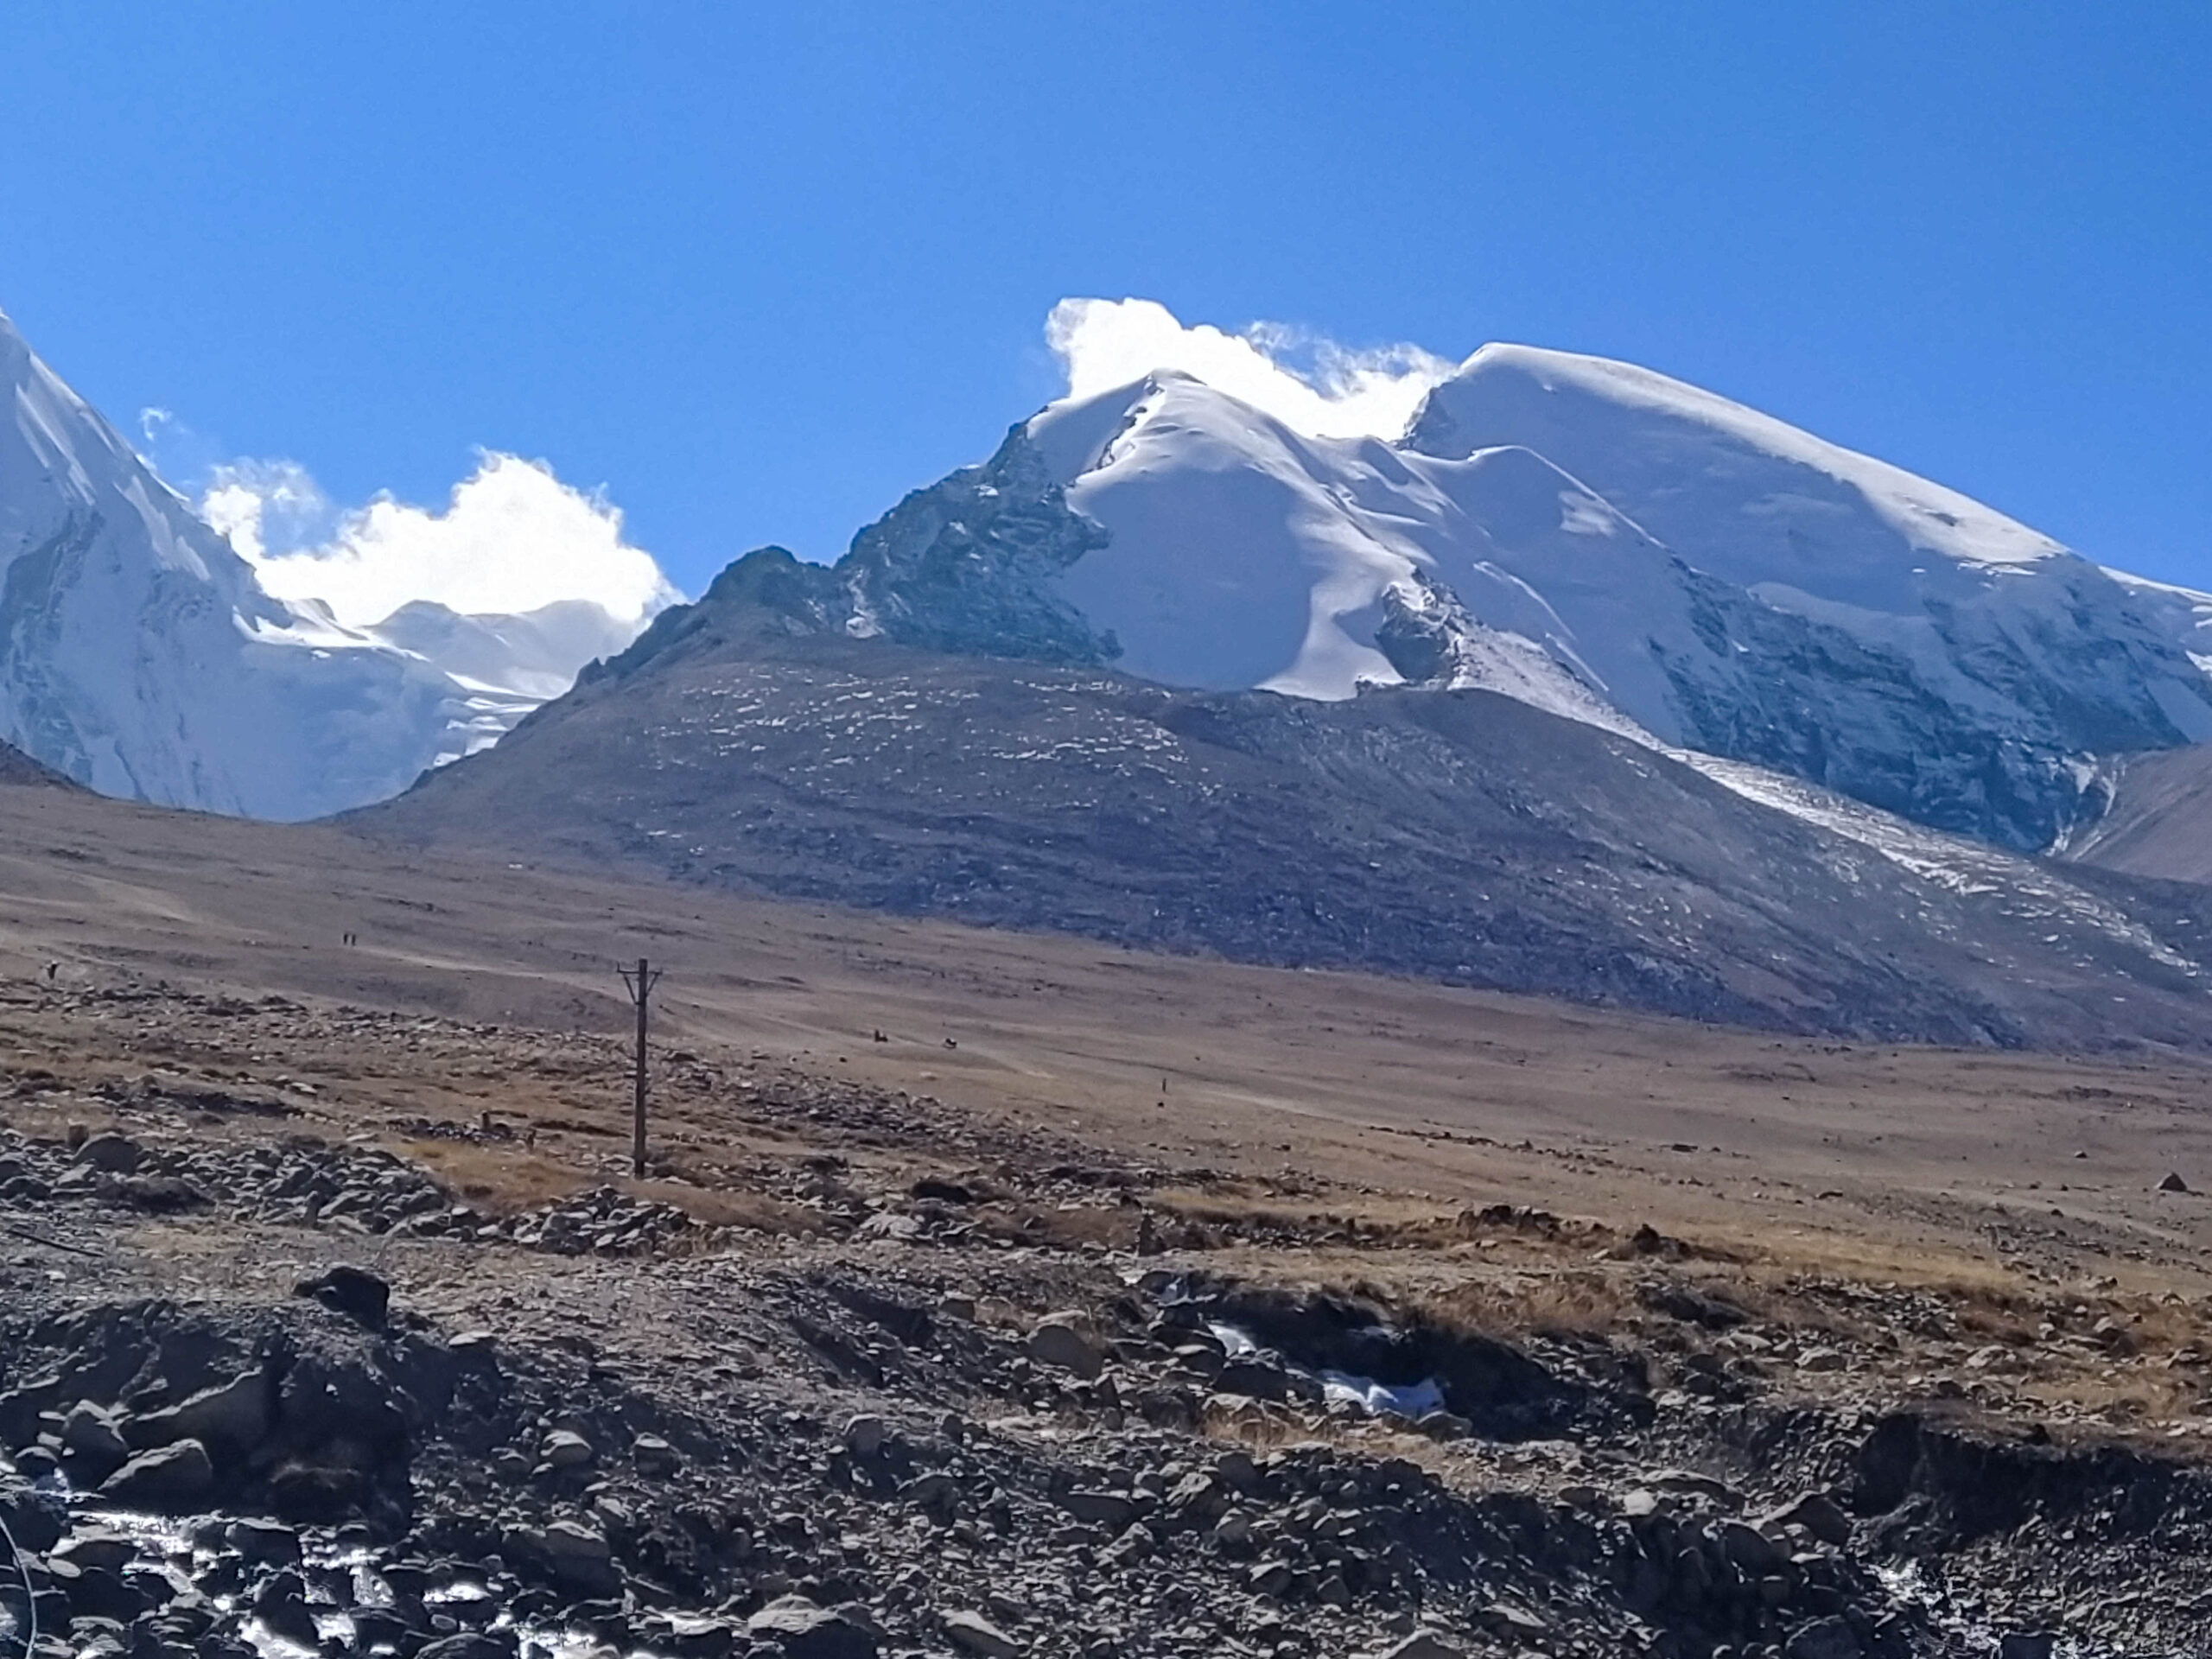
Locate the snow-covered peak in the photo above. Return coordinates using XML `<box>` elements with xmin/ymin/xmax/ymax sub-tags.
<box><xmin>992</xmin><ymin>332</ymin><xmax>2212</xmax><ymax>849</ymax></box>
<box><xmin>1408</xmin><ymin>343</ymin><xmax>2068</xmax><ymax>604</ymax></box>
<box><xmin>0</xmin><ymin>308</ymin><xmax>655</xmax><ymax>816</ymax></box>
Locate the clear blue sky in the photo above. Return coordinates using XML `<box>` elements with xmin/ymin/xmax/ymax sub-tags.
<box><xmin>3</xmin><ymin>2</ymin><xmax>2208</xmax><ymax>598</ymax></box>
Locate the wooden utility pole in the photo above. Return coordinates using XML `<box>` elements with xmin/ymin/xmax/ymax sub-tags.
<box><xmin>617</xmin><ymin>957</ymin><xmax>664</xmax><ymax>1178</ymax></box>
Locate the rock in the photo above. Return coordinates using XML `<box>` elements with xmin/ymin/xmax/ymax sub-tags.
<box><xmin>55</xmin><ymin>1557</ymin><xmax>149</xmax><ymax>1623</ymax></box>
<box><xmin>1717</xmin><ymin>1518</ymin><xmax>1785</xmax><ymax>1573</ymax></box>
<box><xmin>943</xmin><ymin>1609</ymin><xmax>1022</xmax><ymax>1657</ymax></box>
<box><xmin>101</xmin><ymin>1439</ymin><xmax>217</xmax><ymax>1510</ymax></box>
<box><xmin>1787</xmin><ymin>1617</ymin><xmax>1863</xmax><ymax>1659</ymax></box>
<box><xmin>51</xmin><ymin>1531</ymin><xmax>138</xmax><ymax>1574</ymax></box>
<box><xmin>0</xmin><ymin>1489</ymin><xmax>58</xmax><ymax>1559</ymax></box>
<box><xmin>124</xmin><ymin>1369</ymin><xmax>271</xmax><ymax>1455</ymax></box>
<box><xmin>2158</xmin><ymin>1171</ymin><xmax>2192</xmax><ymax>1193</ymax></box>
<box><xmin>253</xmin><ymin>1569</ymin><xmax>321</xmax><ymax>1650</ymax></box>
<box><xmin>118</xmin><ymin>1173</ymin><xmax>210</xmax><ymax>1211</ymax></box>
<box><xmin>1375</xmin><ymin>1636</ymin><xmax>1465</xmax><ymax>1659</ymax></box>
<box><xmin>61</xmin><ymin>1402</ymin><xmax>132</xmax><ymax>1484</ymax></box>
<box><xmin>416</xmin><ymin>1637</ymin><xmax>518</xmax><ymax>1659</ymax></box>
<box><xmin>632</xmin><ymin>1432</ymin><xmax>680</xmax><ymax>1473</ymax></box>
<box><xmin>747</xmin><ymin>1593</ymin><xmax>879</xmax><ymax>1659</ymax></box>
<box><xmin>226</xmin><ymin>1518</ymin><xmax>302</xmax><ymax>1565</ymax></box>
<box><xmin>842</xmin><ymin>1414</ymin><xmax>888</xmax><ymax>1459</ymax></box>
<box><xmin>1999</xmin><ymin>1636</ymin><xmax>2056</xmax><ymax>1659</ymax></box>
<box><xmin>1213</xmin><ymin>1449</ymin><xmax>1260</xmax><ymax>1491</ymax></box>
<box><xmin>1763</xmin><ymin>1490</ymin><xmax>1853</xmax><ymax>1547</ymax></box>
<box><xmin>1026</xmin><ymin>1313</ymin><xmax>1103</xmax><ymax>1380</ymax></box>
<box><xmin>294</xmin><ymin>1264</ymin><xmax>391</xmax><ymax>1330</ymax></box>
<box><xmin>541</xmin><ymin>1428</ymin><xmax>595</xmax><ymax>1468</ymax></box>
<box><xmin>511</xmin><ymin>1517</ymin><xmax>621</xmax><ymax>1593</ymax></box>
<box><xmin>1214</xmin><ymin>1357</ymin><xmax>1291</xmax><ymax>1401</ymax></box>
<box><xmin>1058</xmin><ymin>1489</ymin><xmax>1138</xmax><ymax>1529</ymax></box>
<box><xmin>75</xmin><ymin>1133</ymin><xmax>141</xmax><ymax>1174</ymax></box>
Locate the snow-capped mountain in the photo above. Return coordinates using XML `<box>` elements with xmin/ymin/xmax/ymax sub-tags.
<box><xmin>1017</xmin><ymin>348</ymin><xmax>2212</xmax><ymax>851</ymax></box>
<box><xmin>0</xmin><ymin>308</ymin><xmax>652</xmax><ymax>818</ymax></box>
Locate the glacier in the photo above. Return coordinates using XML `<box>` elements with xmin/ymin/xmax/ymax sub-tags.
<box><xmin>0</xmin><ymin>307</ymin><xmax>661</xmax><ymax>819</ymax></box>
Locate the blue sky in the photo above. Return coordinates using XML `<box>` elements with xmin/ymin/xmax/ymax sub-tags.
<box><xmin>2</xmin><ymin>2</ymin><xmax>2208</xmax><ymax>602</ymax></box>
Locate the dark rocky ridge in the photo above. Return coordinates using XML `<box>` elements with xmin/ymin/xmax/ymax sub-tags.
<box><xmin>600</xmin><ymin>426</ymin><xmax>1115</xmax><ymax>685</ymax></box>
<box><xmin>353</xmin><ymin>594</ymin><xmax>2212</xmax><ymax>1050</ymax></box>
<box><xmin>0</xmin><ymin>737</ymin><xmax>79</xmax><ymax>791</ymax></box>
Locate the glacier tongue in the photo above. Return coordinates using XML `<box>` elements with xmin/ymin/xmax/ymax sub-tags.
<box><xmin>0</xmin><ymin>308</ymin><xmax>654</xmax><ymax>818</ymax></box>
<box><xmin>1015</xmin><ymin>348</ymin><xmax>2212</xmax><ymax>852</ymax></box>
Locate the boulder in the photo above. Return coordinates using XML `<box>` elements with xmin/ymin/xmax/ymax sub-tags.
<box><xmin>943</xmin><ymin>1609</ymin><xmax>1021</xmax><ymax>1657</ymax></box>
<box><xmin>253</xmin><ymin>1569</ymin><xmax>321</xmax><ymax>1649</ymax></box>
<box><xmin>75</xmin><ymin>1133</ymin><xmax>141</xmax><ymax>1174</ymax></box>
<box><xmin>632</xmin><ymin>1432</ymin><xmax>682</xmax><ymax>1474</ymax></box>
<box><xmin>124</xmin><ymin>1369</ymin><xmax>272</xmax><ymax>1455</ymax></box>
<box><xmin>416</xmin><ymin>1637</ymin><xmax>519</xmax><ymax>1659</ymax></box>
<box><xmin>101</xmin><ymin>1439</ymin><xmax>217</xmax><ymax>1510</ymax></box>
<box><xmin>1025</xmin><ymin>1313</ymin><xmax>1103</xmax><ymax>1380</ymax></box>
<box><xmin>747</xmin><ymin>1593</ymin><xmax>878</xmax><ymax>1659</ymax></box>
<box><xmin>60</xmin><ymin>1402</ymin><xmax>131</xmax><ymax>1484</ymax></box>
<box><xmin>0</xmin><ymin>1477</ymin><xmax>61</xmax><ymax>1552</ymax></box>
<box><xmin>1761</xmin><ymin>1490</ymin><xmax>1853</xmax><ymax>1547</ymax></box>
<box><xmin>226</xmin><ymin>1517</ymin><xmax>302</xmax><ymax>1566</ymax></box>
<box><xmin>541</xmin><ymin>1428</ymin><xmax>595</xmax><ymax>1469</ymax></box>
<box><xmin>294</xmin><ymin>1265</ymin><xmax>391</xmax><ymax>1331</ymax></box>
<box><xmin>1058</xmin><ymin>1489</ymin><xmax>1138</xmax><ymax>1529</ymax></box>
<box><xmin>1717</xmin><ymin>1518</ymin><xmax>1786</xmax><ymax>1573</ymax></box>
<box><xmin>1787</xmin><ymin>1618</ymin><xmax>1863</xmax><ymax>1659</ymax></box>
<box><xmin>1375</xmin><ymin>1636</ymin><xmax>1465</xmax><ymax>1659</ymax></box>
<box><xmin>528</xmin><ymin>1519</ymin><xmax>620</xmax><ymax>1595</ymax></box>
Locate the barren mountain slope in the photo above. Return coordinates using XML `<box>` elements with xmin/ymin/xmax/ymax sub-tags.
<box><xmin>349</xmin><ymin>589</ymin><xmax>2212</xmax><ymax>1049</ymax></box>
<box><xmin>2066</xmin><ymin>743</ymin><xmax>2212</xmax><ymax>886</ymax></box>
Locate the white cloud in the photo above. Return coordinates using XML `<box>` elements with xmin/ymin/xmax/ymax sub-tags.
<box><xmin>1046</xmin><ymin>297</ymin><xmax>1456</xmax><ymax>440</ymax></box>
<box><xmin>202</xmin><ymin>452</ymin><xmax>680</xmax><ymax>629</ymax></box>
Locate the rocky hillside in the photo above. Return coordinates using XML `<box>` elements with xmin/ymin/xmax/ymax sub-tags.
<box><xmin>352</xmin><ymin>585</ymin><xmax>2212</xmax><ymax>1050</ymax></box>
<box><xmin>2064</xmin><ymin>743</ymin><xmax>2212</xmax><ymax>885</ymax></box>
<box><xmin>4</xmin><ymin>969</ymin><xmax>2211</xmax><ymax>1659</ymax></box>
